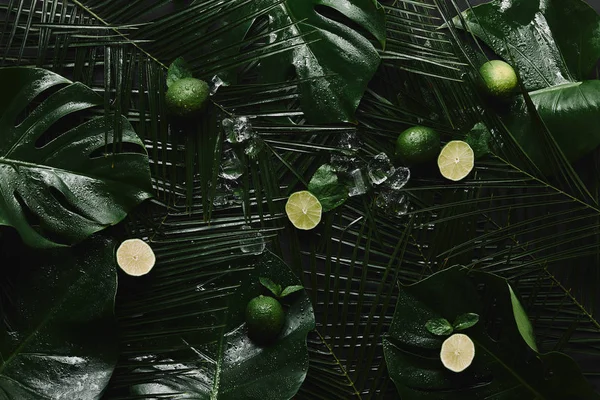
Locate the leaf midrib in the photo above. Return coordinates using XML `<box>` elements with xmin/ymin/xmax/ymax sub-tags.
<box><xmin>0</xmin><ymin>156</ymin><xmax>137</xmax><ymax>189</ymax></box>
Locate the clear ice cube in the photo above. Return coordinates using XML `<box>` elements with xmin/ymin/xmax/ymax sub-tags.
<box><xmin>387</xmin><ymin>166</ymin><xmax>411</xmax><ymax>190</ymax></box>
<box><xmin>223</xmin><ymin>116</ymin><xmax>252</xmax><ymax>144</ymax></box>
<box><xmin>239</xmin><ymin>225</ymin><xmax>266</xmax><ymax>255</ymax></box>
<box><xmin>210</xmin><ymin>75</ymin><xmax>226</xmax><ymax>96</ymax></box>
<box><xmin>367</xmin><ymin>152</ymin><xmax>395</xmax><ymax>185</ymax></box>
<box><xmin>219</xmin><ymin>148</ymin><xmax>243</xmax><ymax>181</ymax></box>
<box><xmin>348</xmin><ymin>168</ymin><xmax>369</xmax><ymax>197</ymax></box>
<box><xmin>375</xmin><ymin>191</ymin><xmax>410</xmax><ymax>217</ymax></box>
<box><xmin>244</xmin><ymin>137</ymin><xmax>264</xmax><ymax>158</ymax></box>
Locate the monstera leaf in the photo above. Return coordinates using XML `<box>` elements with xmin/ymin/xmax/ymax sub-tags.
<box><xmin>450</xmin><ymin>0</ymin><xmax>600</xmax><ymax>168</ymax></box>
<box><xmin>123</xmin><ymin>250</ymin><xmax>315</xmax><ymax>399</ymax></box>
<box><xmin>0</xmin><ymin>234</ymin><xmax>118</xmax><ymax>399</ymax></box>
<box><xmin>195</xmin><ymin>0</ymin><xmax>386</xmax><ymax>124</ymax></box>
<box><xmin>452</xmin><ymin>0</ymin><xmax>600</xmax><ymax>90</ymax></box>
<box><xmin>0</xmin><ymin>67</ymin><xmax>152</xmax><ymax>248</ymax></box>
<box><xmin>505</xmin><ymin>81</ymin><xmax>600</xmax><ymax>169</ymax></box>
<box><xmin>383</xmin><ymin>266</ymin><xmax>599</xmax><ymax>399</ymax></box>
<box><xmin>258</xmin><ymin>0</ymin><xmax>386</xmax><ymax>123</ymax></box>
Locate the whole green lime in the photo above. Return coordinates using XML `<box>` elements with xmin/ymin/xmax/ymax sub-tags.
<box><xmin>479</xmin><ymin>60</ymin><xmax>518</xmax><ymax>98</ymax></box>
<box><xmin>245</xmin><ymin>295</ymin><xmax>285</xmax><ymax>344</ymax></box>
<box><xmin>395</xmin><ymin>126</ymin><xmax>441</xmax><ymax>165</ymax></box>
<box><xmin>165</xmin><ymin>77</ymin><xmax>210</xmax><ymax>117</ymax></box>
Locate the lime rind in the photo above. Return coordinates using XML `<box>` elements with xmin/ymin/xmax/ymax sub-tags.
<box><xmin>395</xmin><ymin>126</ymin><xmax>441</xmax><ymax>165</ymax></box>
<box><xmin>165</xmin><ymin>77</ymin><xmax>210</xmax><ymax>117</ymax></box>
<box><xmin>479</xmin><ymin>60</ymin><xmax>518</xmax><ymax>98</ymax></box>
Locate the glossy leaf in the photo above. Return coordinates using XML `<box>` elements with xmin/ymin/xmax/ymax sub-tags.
<box><xmin>0</xmin><ymin>235</ymin><xmax>118</xmax><ymax>399</ymax></box>
<box><xmin>308</xmin><ymin>164</ymin><xmax>348</xmax><ymax>212</ymax></box>
<box><xmin>504</xmin><ymin>81</ymin><xmax>600</xmax><ymax>168</ymax></box>
<box><xmin>280</xmin><ymin>285</ymin><xmax>304</xmax><ymax>298</ymax></box>
<box><xmin>166</xmin><ymin>57</ymin><xmax>193</xmax><ymax>87</ymax></box>
<box><xmin>452</xmin><ymin>0</ymin><xmax>600</xmax><ymax>90</ymax></box>
<box><xmin>383</xmin><ymin>266</ymin><xmax>600</xmax><ymax>399</ymax></box>
<box><xmin>509</xmin><ymin>285</ymin><xmax>538</xmax><ymax>351</ymax></box>
<box><xmin>425</xmin><ymin>318</ymin><xmax>454</xmax><ymax>336</ymax></box>
<box><xmin>257</xmin><ymin>0</ymin><xmax>386</xmax><ymax>123</ymax></box>
<box><xmin>452</xmin><ymin>313</ymin><xmax>479</xmax><ymax>332</ymax></box>
<box><xmin>260</xmin><ymin>276</ymin><xmax>283</xmax><ymax>297</ymax></box>
<box><xmin>465</xmin><ymin>122</ymin><xmax>492</xmax><ymax>160</ymax></box>
<box><xmin>0</xmin><ymin>67</ymin><xmax>152</xmax><ymax>248</ymax></box>
<box><xmin>128</xmin><ymin>251</ymin><xmax>315</xmax><ymax>399</ymax></box>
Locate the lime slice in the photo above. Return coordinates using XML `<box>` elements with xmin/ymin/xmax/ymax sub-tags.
<box><xmin>116</xmin><ymin>239</ymin><xmax>156</xmax><ymax>276</ymax></box>
<box><xmin>440</xmin><ymin>333</ymin><xmax>475</xmax><ymax>373</ymax></box>
<box><xmin>438</xmin><ymin>140</ymin><xmax>475</xmax><ymax>181</ymax></box>
<box><xmin>285</xmin><ymin>191</ymin><xmax>322</xmax><ymax>230</ymax></box>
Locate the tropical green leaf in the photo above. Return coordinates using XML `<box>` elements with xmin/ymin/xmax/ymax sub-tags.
<box><xmin>260</xmin><ymin>276</ymin><xmax>283</xmax><ymax>297</ymax></box>
<box><xmin>0</xmin><ymin>234</ymin><xmax>118</xmax><ymax>399</ymax></box>
<box><xmin>505</xmin><ymin>81</ymin><xmax>600</xmax><ymax>168</ymax></box>
<box><xmin>280</xmin><ymin>285</ymin><xmax>304</xmax><ymax>298</ymax></box>
<box><xmin>452</xmin><ymin>0</ymin><xmax>600</xmax><ymax>90</ymax></box>
<box><xmin>166</xmin><ymin>57</ymin><xmax>193</xmax><ymax>87</ymax></box>
<box><xmin>465</xmin><ymin>122</ymin><xmax>491</xmax><ymax>159</ymax></box>
<box><xmin>508</xmin><ymin>285</ymin><xmax>538</xmax><ymax>352</ymax></box>
<box><xmin>76</xmin><ymin>0</ymin><xmax>386</xmax><ymax>124</ymax></box>
<box><xmin>122</xmin><ymin>250</ymin><xmax>315</xmax><ymax>399</ymax></box>
<box><xmin>258</xmin><ymin>0</ymin><xmax>386</xmax><ymax>123</ymax></box>
<box><xmin>425</xmin><ymin>318</ymin><xmax>454</xmax><ymax>336</ymax></box>
<box><xmin>0</xmin><ymin>67</ymin><xmax>152</xmax><ymax>248</ymax></box>
<box><xmin>383</xmin><ymin>266</ymin><xmax>600</xmax><ymax>399</ymax></box>
<box><xmin>452</xmin><ymin>313</ymin><xmax>479</xmax><ymax>332</ymax></box>
<box><xmin>308</xmin><ymin>164</ymin><xmax>348</xmax><ymax>212</ymax></box>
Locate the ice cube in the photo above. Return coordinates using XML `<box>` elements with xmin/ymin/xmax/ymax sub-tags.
<box><xmin>367</xmin><ymin>152</ymin><xmax>395</xmax><ymax>185</ymax></box>
<box><xmin>239</xmin><ymin>225</ymin><xmax>266</xmax><ymax>254</ymax></box>
<box><xmin>338</xmin><ymin>131</ymin><xmax>362</xmax><ymax>156</ymax></box>
<box><xmin>223</xmin><ymin>116</ymin><xmax>252</xmax><ymax>144</ymax></box>
<box><xmin>210</xmin><ymin>75</ymin><xmax>226</xmax><ymax>95</ymax></box>
<box><xmin>375</xmin><ymin>191</ymin><xmax>410</xmax><ymax>217</ymax></box>
<box><xmin>244</xmin><ymin>137</ymin><xmax>264</xmax><ymax>158</ymax></box>
<box><xmin>348</xmin><ymin>168</ymin><xmax>369</xmax><ymax>197</ymax></box>
<box><xmin>219</xmin><ymin>148</ymin><xmax>243</xmax><ymax>181</ymax></box>
<box><xmin>387</xmin><ymin>167</ymin><xmax>411</xmax><ymax>190</ymax></box>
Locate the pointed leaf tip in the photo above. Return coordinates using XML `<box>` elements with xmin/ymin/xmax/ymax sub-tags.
<box><xmin>260</xmin><ymin>277</ymin><xmax>282</xmax><ymax>297</ymax></box>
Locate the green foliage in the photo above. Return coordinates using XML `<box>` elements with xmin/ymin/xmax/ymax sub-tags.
<box><xmin>112</xmin><ymin>244</ymin><xmax>314</xmax><ymax>399</ymax></box>
<box><xmin>384</xmin><ymin>267</ymin><xmax>599</xmax><ymax>399</ymax></box>
<box><xmin>2</xmin><ymin>0</ymin><xmax>600</xmax><ymax>398</ymax></box>
<box><xmin>0</xmin><ymin>67</ymin><xmax>152</xmax><ymax>248</ymax></box>
<box><xmin>0</xmin><ymin>234</ymin><xmax>118</xmax><ymax>399</ymax></box>
<box><xmin>425</xmin><ymin>318</ymin><xmax>454</xmax><ymax>336</ymax></box>
<box><xmin>454</xmin><ymin>0</ymin><xmax>600</xmax><ymax>90</ymax></box>
<box><xmin>452</xmin><ymin>313</ymin><xmax>479</xmax><ymax>332</ymax></box>
<box><xmin>260</xmin><ymin>276</ymin><xmax>283</xmax><ymax>297</ymax></box>
<box><xmin>464</xmin><ymin>122</ymin><xmax>492</xmax><ymax>159</ymax></box>
<box><xmin>508</xmin><ymin>285</ymin><xmax>538</xmax><ymax>352</ymax></box>
<box><xmin>280</xmin><ymin>285</ymin><xmax>304</xmax><ymax>298</ymax></box>
<box><xmin>506</xmin><ymin>81</ymin><xmax>600</xmax><ymax>168</ymax></box>
<box><xmin>453</xmin><ymin>0</ymin><xmax>600</xmax><ymax>168</ymax></box>
<box><xmin>166</xmin><ymin>57</ymin><xmax>193</xmax><ymax>87</ymax></box>
<box><xmin>308</xmin><ymin>164</ymin><xmax>348</xmax><ymax>212</ymax></box>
